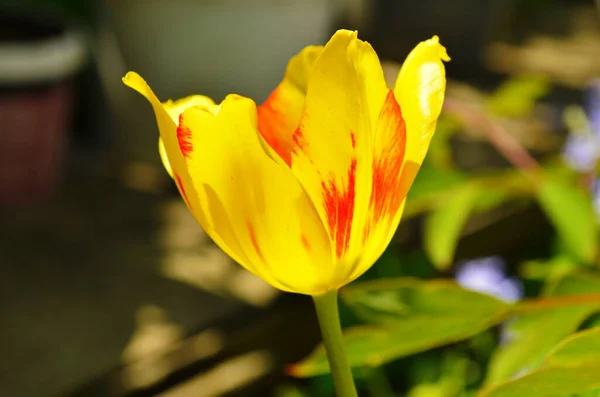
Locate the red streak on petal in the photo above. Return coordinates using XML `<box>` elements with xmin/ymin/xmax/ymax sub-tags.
<box><xmin>321</xmin><ymin>133</ymin><xmax>357</xmax><ymax>258</ymax></box>
<box><xmin>368</xmin><ymin>90</ymin><xmax>406</xmax><ymax>228</ymax></box>
<box><xmin>257</xmin><ymin>86</ymin><xmax>294</xmax><ymax>166</ymax></box>
<box><xmin>177</xmin><ymin>114</ymin><xmax>194</xmax><ymax>158</ymax></box>
<box><xmin>246</xmin><ymin>221</ymin><xmax>265</xmax><ymax>262</ymax></box>
<box><xmin>292</xmin><ymin>124</ymin><xmax>307</xmax><ymax>155</ymax></box>
<box><xmin>301</xmin><ymin>234</ymin><xmax>311</xmax><ymax>252</ymax></box>
<box><xmin>175</xmin><ymin>173</ymin><xmax>191</xmax><ymax>207</ymax></box>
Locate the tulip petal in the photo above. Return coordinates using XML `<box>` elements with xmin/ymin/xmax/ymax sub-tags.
<box><xmin>123</xmin><ymin>72</ymin><xmax>199</xmax><ymax>205</ymax></box>
<box><xmin>257</xmin><ymin>46</ymin><xmax>323</xmax><ymax>165</ymax></box>
<box><xmin>356</xmin><ymin>90</ymin><xmax>408</xmax><ymax>274</ymax></box>
<box><xmin>355</xmin><ymin>37</ymin><xmax>448</xmax><ymax>272</ymax></box>
<box><xmin>158</xmin><ymin>137</ymin><xmax>173</xmax><ymax>178</ymax></box>
<box><xmin>164</xmin><ymin>95</ymin><xmax>216</xmax><ymax>123</ymax></box>
<box><xmin>123</xmin><ymin>72</ymin><xmax>247</xmax><ymax>267</ymax></box>
<box><xmin>394</xmin><ymin>36</ymin><xmax>449</xmax><ymax>194</ymax></box>
<box><xmin>290</xmin><ymin>30</ymin><xmax>390</xmax><ymax>285</ymax></box>
<box><xmin>178</xmin><ymin>95</ymin><xmax>333</xmax><ymax>294</ymax></box>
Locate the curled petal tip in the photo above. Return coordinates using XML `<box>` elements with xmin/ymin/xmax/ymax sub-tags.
<box><xmin>428</xmin><ymin>35</ymin><xmax>451</xmax><ymax>62</ymax></box>
<box><xmin>122</xmin><ymin>71</ymin><xmax>140</xmax><ymax>85</ymax></box>
<box><xmin>122</xmin><ymin>71</ymin><xmax>152</xmax><ymax>97</ymax></box>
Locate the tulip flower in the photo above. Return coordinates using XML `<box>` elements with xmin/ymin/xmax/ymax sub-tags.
<box><xmin>124</xmin><ymin>29</ymin><xmax>448</xmax><ymax>396</ymax></box>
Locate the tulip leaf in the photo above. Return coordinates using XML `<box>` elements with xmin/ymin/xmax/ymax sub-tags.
<box><xmin>486</xmin><ymin>75</ymin><xmax>550</xmax><ymax>118</ymax></box>
<box><xmin>520</xmin><ymin>255</ymin><xmax>579</xmax><ymax>282</ymax></box>
<box><xmin>546</xmin><ymin>326</ymin><xmax>600</xmax><ymax>367</ymax></box>
<box><xmin>477</xmin><ymin>366</ymin><xmax>600</xmax><ymax>397</ymax></box>
<box><xmin>276</xmin><ymin>386</ymin><xmax>308</xmax><ymax>397</ymax></box>
<box><xmin>536</xmin><ymin>177</ymin><xmax>597</xmax><ymax>264</ymax></box>
<box><xmin>577</xmin><ymin>390</ymin><xmax>600</xmax><ymax>397</ymax></box>
<box><xmin>484</xmin><ymin>271</ymin><xmax>600</xmax><ymax>385</ymax></box>
<box><xmin>407</xmin><ymin>167</ymin><xmax>467</xmax><ymax>201</ymax></box>
<box><xmin>404</xmin><ymin>167</ymin><xmax>469</xmax><ymax>219</ymax></box>
<box><xmin>478</xmin><ymin>327</ymin><xmax>600</xmax><ymax>397</ymax></box>
<box><xmin>342</xmin><ymin>278</ymin><xmax>508</xmax><ymax>324</ymax></box>
<box><xmin>289</xmin><ymin>279</ymin><xmax>510</xmax><ymax>377</ymax></box>
<box><xmin>424</xmin><ymin>184</ymin><xmax>481</xmax><ymax>270</ymax></box>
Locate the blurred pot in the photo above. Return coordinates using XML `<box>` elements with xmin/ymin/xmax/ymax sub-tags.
<box><xmin>0</xmin><ymin>10</ymin><xmax>87</xmax><ymax>205</ymax></box>
<box><xmin>103</xmin><ymin>0</ymin><xmax>334</xmax><ymax>165</ymax></box>
<box><xmin>111</xmin><ymin>0</ymin><xmax>334</xmax><ymax>102</ymax></box>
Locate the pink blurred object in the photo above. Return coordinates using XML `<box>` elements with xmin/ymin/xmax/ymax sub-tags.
<box><xmin>0</xmin><ymin>11</ymin><xmax>86</xmax><ymax>206</ymax></box>
<box><xmin>0</xmin><ymin>83</ymin><xmax>72</xmax><ymax>204</ymax></box>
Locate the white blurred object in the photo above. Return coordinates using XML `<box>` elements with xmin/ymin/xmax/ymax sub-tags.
<box><xmin>96</xmin><ymin>0</ymin><xmax>339</xmax><ymax>164</ymax></box>
<box><xmin>0</xmin><ymin>29</ymin><xmax>87</xmax><ymax>85</ymax></box>
<box><xmin>109</xmin><ymin>0</ymin><xmax>336</xmax><ymax>103</ymax></box>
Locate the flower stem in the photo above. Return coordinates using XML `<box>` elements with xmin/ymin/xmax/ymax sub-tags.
<box><xmin>312</xmin><ymin>290</ymin><xmax>358</xmax><ymax>397</ymax></box>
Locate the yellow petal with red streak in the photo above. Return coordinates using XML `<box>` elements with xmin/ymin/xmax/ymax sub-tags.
<box><xmin>290</xmin><ymin>29</ymin><xmax>390</xmax><ymax>288</ymax></box>
<box><xmin>257</xmin><ymin>46</ymin><xmax>322</xmax><ymax>165</ymax></box>
<box><xmin>356</xmin><ymin>90</ymin><xmax>408</xmax><ymax>274</ymax></box>
<box><xmin>177</xmin><ymin>95</ymin><xmax>332</xmax><ymax>294</ymax></box>
<box><xmin>353</xmin><ymin>36</ymin><xmax>449</xmax><ymax>272</ymax></box>
<box><xmin>122</xmin><ymin>72</ymin><xmax>246</xmax><ymax>267</ymax></box>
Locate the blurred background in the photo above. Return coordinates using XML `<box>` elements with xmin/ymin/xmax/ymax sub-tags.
<box><xmin>2</xmin><ymin>0</ymin><xmax>600</xmax><ymax>396</ymax></box>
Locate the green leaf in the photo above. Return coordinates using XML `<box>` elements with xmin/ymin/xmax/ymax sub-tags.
<box><xmin>408</xmin><ymin>382</ymin><xmax>462</xmax><ymax>397</ymax></box>
<box><xmin>404</xmin><ymin>167</ymin><xmax>469</xmax><ymax>218</ymax></box>
<box><xmin>520</xmin><ymin>255</ymin><xmax>579</xmax><ymax>281</ymax></box>
<box><xmin>480</xmin><ymin>324</ymin><xmax>600</xmax><ymax>396</ymax></box>
<box><xmin>536</xmin><ymin>177</ymin><xmax>597</xmax><ymax>264</ymax></box>
<box><xmin>427</xmin><ymin>115</ymin><xmax>460</xmax><ymax>169</ymax></box>
<box><xmin>407</xmin><ymin>352</ymin><xmax>471</xmax><ymax>397</ymax></box>
<box><xmin>290</xmin><ymin>279</ymin><xmax>509</xmax><ymax>377</ymax></box>
<box><xmin>343</xmin><ymin>278</ymin><xmax>508</xmax><ymax>324</ymax></box>
<box><xmin>275</xmin><ymin>386</ymin><xmax>308</xmax><ymax>397</ymax></box>
<box><xmin>477</xmin><ymin>366</ymin><xmax>600</xmax><ymax>397</ymax></box>
<box><xmin>577</xmin><ymin>390</ymin><xmax>600</xmax><ymax>397</ymax></box>
<box><xmin>485</xmin><ymin>271</ymin><xmax>600</xmax><ymax>385</ymax></box>
<box><xmin>408</xmin><ymin>167</ymin><xmax>468</xmax><ymax>201</ymax></box>
<box><xmin>546</xmin><ymin>327</ymin><xmax>600</xmax><ymax>367</ymax></box>
<box><xmin>484</xmin><ymin>308</ymin><xmax>595</xmax><ymax>385</ymax></box>
<box><xmin>486</xmin><ymin>75</ymin><xmax>550</xmax><ymax>118</ymax></box>
<box><xmin>545</xmin><ymin>271</ymin><xmax>600</xmax><ymax>295</ymax></box>
<box><xmin>424</xmin><ymin>184</ymin><xmax>481</xmax><ymax>270</ymax></box>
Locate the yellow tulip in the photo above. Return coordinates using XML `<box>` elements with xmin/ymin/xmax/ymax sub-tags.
<box><xmin>123</xmin><ymin>29</ymin><xmax>449</xmax><ymax>296</ymax></box>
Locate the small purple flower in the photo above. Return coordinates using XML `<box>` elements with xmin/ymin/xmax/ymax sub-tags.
<box><xmin>455</xmin><ymin>256</ymin><xmax>523</xmax><ymax>302</ymax></box>
<box><xmin>562</xmin><ymin>79</ymin><xmax>600</xmax><ymax>172</ymax></box>
<box><xmin>593</xmin><ymin>179</ymin><xmax>600</xmax><ymax>219</ymax></box>
<box><xmin>562</xmin><ymin>133</ymin><xmax>598</xmax><ymax>172</ymax></box>
<box><xmin>584</xmin><ymin>78</ymin><xmax>600</xmax><ymax>138</ymax></box>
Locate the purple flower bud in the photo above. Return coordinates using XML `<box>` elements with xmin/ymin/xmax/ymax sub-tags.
<box><xmin>455</xmin><ymin>256</ymin><xmax>523</xmax><ymax>302</ymax></box>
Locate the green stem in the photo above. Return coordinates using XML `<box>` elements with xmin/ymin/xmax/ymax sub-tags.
<box><xmin>312</xmin><ymin>290</ymin><xmax>358</xmax><ymax>397</ymax></box>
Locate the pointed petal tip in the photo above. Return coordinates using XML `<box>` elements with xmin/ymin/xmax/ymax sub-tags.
<box><xmin>331</xmin><ymin>28</ymin><xmax>359</xmax><ymax>40</ymax></box>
